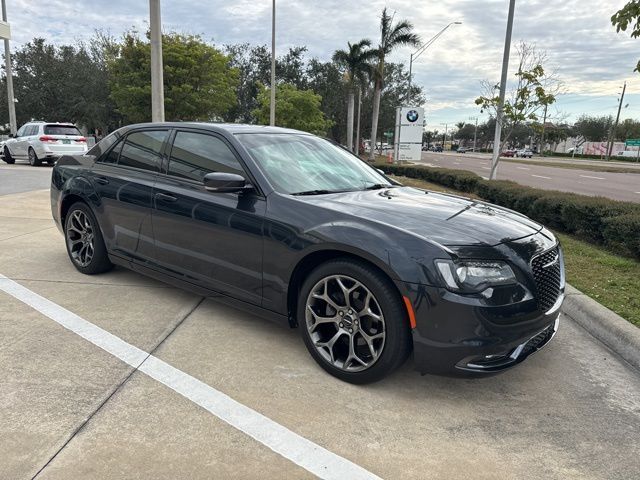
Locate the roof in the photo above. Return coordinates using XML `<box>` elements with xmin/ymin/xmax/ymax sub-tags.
<box><xmin>120</xmin><ymin>122</ymin><xmax>308</xmax><ymax>135</ymax></box>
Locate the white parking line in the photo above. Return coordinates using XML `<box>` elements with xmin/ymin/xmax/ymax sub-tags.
<box><xmin>531</xmin><ymin>174</ymin><xmax>552</xmax><ymax>180</ymax></box>
<box><xmin>0</xmin><ymin>274</ymin><xmax>381</xmax><ymax>480</ymax></box>
<box><xmin>517</xmin><ymin>167</ymin><xmax>530</xmax><ymax>170</ymax></box>
<box><xmin>481</xmin><ymin>166</ymin><xmax>490</xmax><ymax>170</ymax></box>
<box><xmin>579</xmin><ymin>175</ymin><xmax>606</xmax><ymax>180</ymax></box>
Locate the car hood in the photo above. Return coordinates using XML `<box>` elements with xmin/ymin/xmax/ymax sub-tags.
<box><xmin>299</xmin><ymin>186</ymin><xmax>542</xmax><ymax>247</ymax></box>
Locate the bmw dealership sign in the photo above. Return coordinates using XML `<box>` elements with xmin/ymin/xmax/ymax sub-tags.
<box><xmin>393</xmin><ymin>107</ymin><xmax>425</xmax><ymax>162</ymax></box>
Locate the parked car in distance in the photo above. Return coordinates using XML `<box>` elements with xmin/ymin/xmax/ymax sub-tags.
<box><xmin>431</xmin><ymin>145</ymin><xmax>443</xmax><ymax>152</ymax></box>
<box><xmin>457</xmin><ymin>147</ymin><xmax>468</xmax><ymax>153</ymax></box>
<box><xmin>3</xmin><ymin>122</ymin><xmax>87</xmax><ymax>166</ymax></box>
<box><xmin>515</xmin><ymin>149</ymin><xmax>533</xmax><ymax>158</ymax></box>
<box><xmin>51</xmin><ymin>123</ymin><xmax>564</xmax><ymax>383</ymax></box>
<box><xmin>501</xmin><ymin>149</ymin><xmax>516</xmax><ymax>157</ymax></box>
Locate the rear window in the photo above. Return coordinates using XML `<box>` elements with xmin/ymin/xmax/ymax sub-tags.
<box><xmin>44</xmin><ymin>125</ymin><xmax>81</xmax><ymax>136</ymax></box>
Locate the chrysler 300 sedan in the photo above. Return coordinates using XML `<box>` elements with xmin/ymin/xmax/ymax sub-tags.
<box><xmin>50</xmin><ymin>123</ymin><xmax>564</xmax><ymax>383</ymax></box>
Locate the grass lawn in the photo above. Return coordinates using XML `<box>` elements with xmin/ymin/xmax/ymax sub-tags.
<box><xmin>389</xmin><ymin>175</ymin><xmax>640</xmax><ymax>326</ymax></box>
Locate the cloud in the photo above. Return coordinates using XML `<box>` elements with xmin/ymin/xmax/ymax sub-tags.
<box><xmin>4</xmin><ymin>0</ymin><xmax>640</xmax><ymax>123</ymax></box>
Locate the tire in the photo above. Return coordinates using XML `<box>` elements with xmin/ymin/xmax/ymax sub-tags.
<box><xmin>28</xmin><ymin>147</ymin><xmax>42</xmax><ymax>166</ymax></box>
<box><xmin>64</xmin><ymin>202</ymin><xmax>113</xmax><ymax>275</ymax></box>
<box><xmin>3</xmin><ymin>147</ymin><xmax>15</xmax><ymax>164</ymax></box>
<box><xmin>297</xmin><ymin>259</ymin><xmax>411</xmax><ymax>384</ymax></box>
<box><xmin>47</xmin><ymin>158</ymin><xmax>56</xmax><ymax>165</ymax></box>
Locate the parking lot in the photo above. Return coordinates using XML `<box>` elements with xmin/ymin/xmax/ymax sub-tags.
<box><xmin>2</xmin><ymin>165</ymin><xmax>640</xmax><ymax>479</ymax></box>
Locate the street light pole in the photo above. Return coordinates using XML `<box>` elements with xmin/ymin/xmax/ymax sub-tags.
<box><xmin>269</xmin><ymin>0</ymin><xmax>276</xmax><ymax>126</ymax></box>
<box><xmin>406</xmin><ymin>21</ymin><xmax>461</xmax><ymax>105</ymax></box>
<box><xmin>606</xmin><ymin>81</ymin><xmax>626</xmax><ymax>161</ymax></box>
<box><xmin>489</xmin><ymin>0</ymin><xmax>516</xmax><ymax>180</ymax></box>
<box><xmin>1</xmin><ymin>0</ymin><xmax>16</xmax><ymax>135</ymax></box>
<box><xmin>149</xmin><ymin>0</ymin><xmax>165</xmax><ymax>122</ymax></box>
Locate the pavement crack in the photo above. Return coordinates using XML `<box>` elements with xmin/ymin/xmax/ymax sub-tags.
<box><xmin>0</xmin><ymin>226</ymin><xmax>55</xmax><ymax>243</ymax></box>
<box><xmin>31</xmin><ymin>296</ymin><xmax>205</xmax><ymax>479</ymax></box>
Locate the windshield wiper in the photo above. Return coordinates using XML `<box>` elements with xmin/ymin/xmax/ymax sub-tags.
<box><xmin>291</xmin><ymin>189</ymin><xmax>338</xmax><ymax>196</ymax></box>
<box><xmin>364</xmin><ymin>183</ymin><xmax>394</xmax><ymax>190</ymax></box>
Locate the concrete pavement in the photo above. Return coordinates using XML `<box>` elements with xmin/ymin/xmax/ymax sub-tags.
<box><xmin>418</xmin><ymin>152</ymin><xmax>640</xmax><ymax>202</ymax></box>
<box><xmin>1</xmin><ymin>189</ymin><xmax>640</xmax><ymax>479</ymax></box>
<box><xmin>1</xmin><ymin>162</ymin><xmax>53</xmax><ymax>196</ymax></box>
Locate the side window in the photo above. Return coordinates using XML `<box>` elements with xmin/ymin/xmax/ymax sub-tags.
<box><xmin>101</xmin><ymin>139</ymin><xmax>123</xmax><ymax>164</ymax></box>
<box><xmin>27</xmin><ymin>125</ymin><xmax>39</xmax><ymax>136</ymax></box>
<box><xmin>16</xmin><ymin>125</ymin><xmax>26</xmax><ymax>137</ymax></box>
<box><xmin>168</xmin><ymin>131</ymin><xmax>244</xmax><ymax>182</ymax></box>
<box><xmin>87</xmin><ymin>132</ymin><xmax>120</xmax><ymax>158</ymax></box>
<box><xmin>118</xmin><ymin>130</ymin><xmax>168</xmax><ymax>172</ymax></box>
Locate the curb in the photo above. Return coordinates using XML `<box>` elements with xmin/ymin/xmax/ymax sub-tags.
<box><xmin>562</xmin><ymin>284</ymin><xmax>640</xmax><ymax>371</ymax></box>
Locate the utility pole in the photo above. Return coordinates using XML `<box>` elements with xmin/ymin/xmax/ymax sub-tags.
<box><xmin>149</xmin><ymin>0</ymin><xmax>165</xmax><ymax>122</ymax></box>
<box><xmin>469</xmin><ymin>116</ymin><xmax>478</xmax><ymax>152</ymax></box>
<box><xmin>1</xmin><ymin>0</ymin><xmax>16</xmax><ymax>135</ymax></box>
<box><xmin>440</xmin><ymin>123</ymin><xmax>448</xmax><ymax>150</ymax></box>
<box><xmin>539</xmin><ymin>104</ymin><xmax>548</xmax><ymax>155</ymax></box>
<box><xmin>606</xmin><ymin>81</ymin><xmax>626</xmax><ymax>161</ymax></box>
<box><xmin>269</xmin><ymin>0</ymin><xmax>276</xmax><ymax>126</ymax></box>
<box><xmin>355</xmin><ymin>87</ymin><xmax>362</xmax><ymax>154</ymax></box>
<box><xmin>489</xmin><ymin>0</ymin><xmax>516</xmax><ymax>180</ymax></box>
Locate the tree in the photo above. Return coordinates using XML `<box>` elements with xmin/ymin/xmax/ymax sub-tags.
<box><xmin>573</xmin><ymin>115</ymin><xmax>613</xmax><ymax>142</ymax></box>
<box><xmin>614</xmin><ymin>118</ymin><xmax>640</xmax><ymax>141</ymax></box>
<box><xmin>332</xmin><ymin>39</ymin><xmax>376</xmax><ymax>152</ymax></box>
<box><xmin>612</xmin><ymin>1</ymin><xmax>640</xmax><ymax>72</ymax></box>
<box><xmin>368</xmin><ymin>8</ymin><xmax>420</xmax><ymax>161</ymax></box>
<box><xmin>456</xmin><ymin>123</ymin><xmax>476</xmax><ymax>144</ymax></box>
<box><xmin>475</xmin><ymin>42</ymin><xmax>560</xmax><ymax>177</ymax></box>
<box><xmin>253</xmin><ymin>83</ymin><xmax>333</xmax><ymax>135</ymax></box>
<box><xmin>2</xmin><ymin>36</ymin><xmax>117</xmax><ymax>133</ymax></box>
<box><xmin>108</xmin><ymin>32</ymin><xmax>238</xmax><ymax>124</ymax></box>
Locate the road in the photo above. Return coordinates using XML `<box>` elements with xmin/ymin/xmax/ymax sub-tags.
<box><xmin>1</xmin><ymin>162</ymin><xmax>53</xmax><ymax>196</ymax></box>
<box><xmin>416</xmin><ymin>152</ymin><xmax>640</xmax><ymax>202</ymax></box>
<box><xmin>1</xmin><ymin>186</ymin><xmax>639</xmax><ymax>479</ymax></box>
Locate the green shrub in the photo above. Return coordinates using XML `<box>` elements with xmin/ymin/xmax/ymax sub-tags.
<box><xmin>384</xmin><ymin>164</ymin><xmax>640</xmax><ymax>259</ymax></box>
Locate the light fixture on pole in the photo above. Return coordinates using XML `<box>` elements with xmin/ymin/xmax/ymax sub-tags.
<box><xmin>270</xmin><ymin>0</ymin><xmax>276</xmax><ymax>126</ymax></box>
<box><xmin>407</xmin><ymin>21</ymin><xmax>461</xmax><ymax>105</ymax></box>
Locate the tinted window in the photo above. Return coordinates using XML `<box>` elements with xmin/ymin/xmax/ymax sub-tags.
<box><xmin>44</xmin><ymin>125</ymin><xmax>81</xmax><ymax>136</ymax></box>
<box><xmin>168</xmin><ymin>131</ymin><xmax>243</xmax><ymax>181</ymax></box>
<box><xmin>101</xmin><ymin>139</ymin><xmax>123</xmax><ymax>164</ymax></box>
<box><xmin>26</xmin><ymin>125</ymin><xmax>38</xmax><ymax>136</ymax></box>
<box><xmin>119</xmin><ymin>130</ymin><xmax>168</xmax><ymax>172</ymax></box>
<box><xmin>87</xmin><ymin>132</ymin><xmax>121</xmax><ymax>158</ymax></box>
<box><xmin>16</xmin><ymin>125</ymin><xmax>27</xmax><ymax>137</ymax></box>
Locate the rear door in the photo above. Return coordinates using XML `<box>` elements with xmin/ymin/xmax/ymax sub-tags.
<box><xmin>89</xmin><ymin>129</ymin><xmax>169</xmax><ymax>263</ymax></box>
<box><xmin>151</xmin><ymin>129</ymin><xmax>266</xmax><ymax>305</ymax></box>
<box><xmin>12</xmin><ymin>124</ymin><xmax>32</xmax><ymax>157</ymax></box>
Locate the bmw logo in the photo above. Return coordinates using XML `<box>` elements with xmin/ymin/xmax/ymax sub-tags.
<box><xmin>406</xmin><ymin>110</ymin><xmax>419</xmax><ymax>122</ymax></box>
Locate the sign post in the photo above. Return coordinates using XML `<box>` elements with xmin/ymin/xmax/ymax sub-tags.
<box><xmin>625</xmin><ymin>139</ymin><xmax>640</xmax><ymax>162</ymax></box>
<box><xmin>393</xmin><ymin>106</ymin><xmax>424</xmax><ymax>163</ymax></box>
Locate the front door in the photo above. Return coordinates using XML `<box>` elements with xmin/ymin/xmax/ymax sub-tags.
<box><xmin>151</xmin><ymin>129</ymin><xmax>265</xmax><ymax>305</ymax></box>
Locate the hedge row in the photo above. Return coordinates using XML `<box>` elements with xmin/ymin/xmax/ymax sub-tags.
<box><xmin>383</xmin><ymin>164</ymin><xmax>640</xmax><ymax>259</ymax></box>
<box><xmin>545</xmin><ymin>151</ymin><xmax>638</xmax><ymax>162</ymax></box>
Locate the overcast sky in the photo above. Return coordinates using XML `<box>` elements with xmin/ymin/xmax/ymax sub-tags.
<box><xmin>5</xmin><ymin>0</ymin><xmax>640</xmax><ymax>129</ymax></box>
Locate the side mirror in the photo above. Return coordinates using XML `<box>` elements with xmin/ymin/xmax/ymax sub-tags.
<box><xmin>8</xmin><ymin>133</ymin><xmax>15</xmax><ymax>138</ymax></box>
<box><xmin>203</xmin><ymin>172</ymin><xmax>248</xmax><ymax>193</ymax></box>
<box><xmin>376</xmin><ymin>168</ymin><xmax>385</xmax><ymax>175</ymax></box>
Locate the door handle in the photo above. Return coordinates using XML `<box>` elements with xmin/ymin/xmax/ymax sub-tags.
<box><xmin>155</xmin><ymin>192</ymin><xmax>178</xmax><ymax>203</ymax></box>
<box><xmin>95</xmin><ymin>176</ymin><xmax>109</xmax><ymax>185</ymax></box>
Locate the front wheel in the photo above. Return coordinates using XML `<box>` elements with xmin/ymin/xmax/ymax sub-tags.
<box><xmin>3</xmin><ymin>147</ymin><xmax>15</xmax><ymax>164</ymax></box>
<box><xmin>298</xmin><ymin>259</ymin><xmax>411</xmax><ymax>384</ymax></box>
<box><xmin>64</xmin><ymin>202</ymin><xmax>113</xmax><ymax>275</ymax></box>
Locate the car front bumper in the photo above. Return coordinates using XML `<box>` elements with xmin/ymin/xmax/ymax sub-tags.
<box><xmin>402</xmin><ymin>282</ymin><xmax>562</xmax><ymax>376</ymax></box>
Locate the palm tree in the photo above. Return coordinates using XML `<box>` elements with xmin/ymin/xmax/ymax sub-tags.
<box><xmin>368</xmin><ymin>8</ymin><xmax>420</xmax><ymax>161</ymax></box>
<box><xmin>333</xmin><ymin>40</ymin><xmax>376</xmax><ymax>152</ymax></box>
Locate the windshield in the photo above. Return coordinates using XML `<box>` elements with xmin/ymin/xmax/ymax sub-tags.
<box><xmin>236</xmin><ymin>133</ymin><xmax>392</xmax><ymax>194</ymax></box>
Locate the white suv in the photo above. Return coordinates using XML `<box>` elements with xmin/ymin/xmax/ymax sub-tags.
<box><xmin>3</xmin><ymin>122</ymin><xmax>88</xmax><ymax>166</ymax></box>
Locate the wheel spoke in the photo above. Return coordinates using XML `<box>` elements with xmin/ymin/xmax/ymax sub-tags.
<box><xmin>307</xmin><ymin>305</ymin><xmax>338</xmax><ymax>332</ymax></box>
<box><xmin>345</xmin><ymin>334</ymin><xmax>367</xmax><ymax>368</ymax></box>
<box><xmin>359</xmin><ymin>329</ymin><xmax>385</xmax><ymax>359</ymax></box>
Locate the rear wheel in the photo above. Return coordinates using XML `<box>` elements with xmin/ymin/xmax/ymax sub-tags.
<box><xmin>298</xmin><ymin>259</ymin><xmax>411</xmax><ymax>384</ymax></box>
<box><xmin>64</xmin><ymin>202</ymin><xmax>113</xmax><ymax>275</ymax></box>
<box><xmin>3</xmin><ymin>146</ymin><xmax>15</xmax><ymax>164</ymax></box>
<box><xmin>28</xmin><ymin>147</ymin><xmax>41</xmax><ymax>166</ymax></box>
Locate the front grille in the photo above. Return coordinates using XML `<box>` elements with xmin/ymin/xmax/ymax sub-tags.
<box><xmin>520</xmin><ymin>324</ymin><xmax>555</xmax><ymax>358</ymax></box>
<box><xmin>531</xmin><ymin>246</ymin><xmax>562</xmax><ymax>312</ymax></box>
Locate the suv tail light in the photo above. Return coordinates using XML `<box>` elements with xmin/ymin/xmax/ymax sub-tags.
<box><xmin>39</xmin><ymin>136</ymin><xmax>58</xmax><ymax>143</ymax></box>
<box><xmin>75</xmin><ymin>137</ymin><xmax>86</xmax><ymax>143</ymax></box>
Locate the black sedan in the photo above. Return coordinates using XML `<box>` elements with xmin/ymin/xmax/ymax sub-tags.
<box><xmin>50</xmin><ymin>123</ymin><xmax>564</xmax><ymax>383</ymax></box>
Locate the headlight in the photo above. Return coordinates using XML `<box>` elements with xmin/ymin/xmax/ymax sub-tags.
<box><xmin>435</xmin><ymin>259</ymin><xmax>517</xmax><ymax>293</ymax></box>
